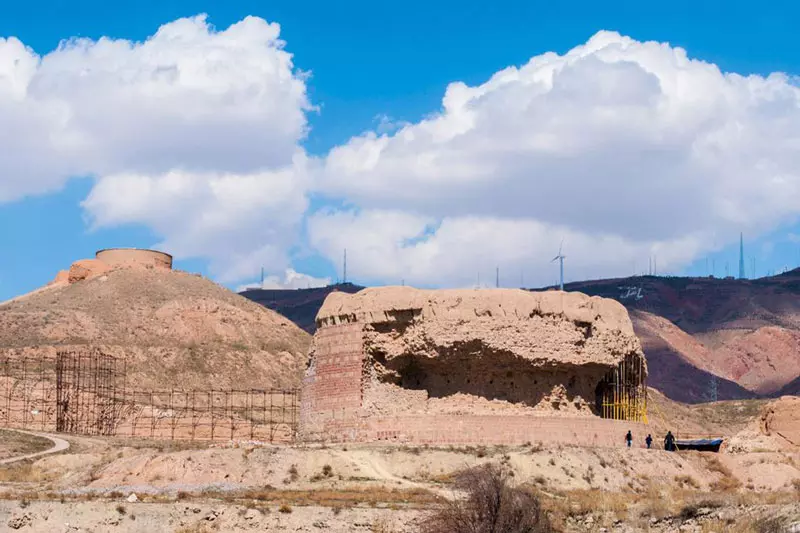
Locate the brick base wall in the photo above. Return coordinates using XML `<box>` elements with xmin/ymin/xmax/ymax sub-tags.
<box><xmin>314</xmin><ymin>414</ymin><xmax>650</xmax><ymax>448</ymax></box>
<box><xmin>300</xmin><ymin>323</ymin><xmax>364</xmax><ymax>438</ymax></box>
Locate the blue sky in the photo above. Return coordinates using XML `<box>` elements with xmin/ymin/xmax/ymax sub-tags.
<box><xmin>1</xmin><ymin>0</ymin><xmax>799</xmax><ymax>299</ymax></box>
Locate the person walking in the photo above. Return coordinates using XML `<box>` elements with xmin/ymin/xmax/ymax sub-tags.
<box><xmin>625</xmin><ymin>430</ymin><xmax>633</xmax><ymax>448</ymax></box>
<box><xmin>664</xmin><ymin>431</ymin><xmax>675</xmax><ymax>451</ymax></box>
<box><xmin>645</xmin><ymin>434</ymin><xmax>652</xmax><ymax>449</ymax></box>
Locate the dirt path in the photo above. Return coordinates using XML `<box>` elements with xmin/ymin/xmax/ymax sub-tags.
<box><xmin>0</xmin><ymin>429</ymin><xmax>70</xmax><ymax>465</ymax></box>
<box><xmin>328</xmin><ymin>448</ymin><xmax>454</xmax><ymax>500</ymax></box>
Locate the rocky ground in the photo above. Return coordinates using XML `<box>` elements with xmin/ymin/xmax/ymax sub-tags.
<box><xmin>0</xmin><ymin>500</ymin><xmax>424</xmax><ymax>533</ymax></box>
<box><xmin>0</xmin><ymin>421</ymin><xmax>797</xmax><ymax>532</ymax></box>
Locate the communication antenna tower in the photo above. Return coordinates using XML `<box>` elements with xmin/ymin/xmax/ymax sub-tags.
<box><xmin>343</xmin><ymin>249</ymin><xmax>347</xmax><ymax>284</ymax></box>
<box><xmin>260</xmin><ymin>267</ymin><xmax>264</xmax><ymax>287</ymax></box>
<box><xmin>496</xmin><ymin>266</ymin><xmax>499</xmax><ymax>288</ymax></box>
<box><xmin>738</xmin><ymin>233</ymin><xmax>745</xmax><ymax>279</ymax></box>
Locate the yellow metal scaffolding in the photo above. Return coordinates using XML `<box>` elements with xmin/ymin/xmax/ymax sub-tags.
<box><xmin>598</xmin><ymin>353</ymin><xmax>648</xmax><ymax>423</ymax></box>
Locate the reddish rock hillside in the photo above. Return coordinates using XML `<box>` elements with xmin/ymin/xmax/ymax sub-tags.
<box><xmin>631</xmin><ymin>310</ymin><xmax>754</xmax><ymax>403</ymax></box>
<box><xmin>565</xmin><ymin>270</ymin><xmax>800</xmax><ymax>401</ymax></box>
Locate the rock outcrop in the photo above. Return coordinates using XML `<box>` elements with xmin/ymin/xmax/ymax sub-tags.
<box><xmin>301</xmin><ymin>287</ymin><xmax>648</xmax><ymax>445</ymax></box>
<box><xmin>68</xmin><ymin>259</ymin><xmax>110</xmax><ymax>284</ymax></box>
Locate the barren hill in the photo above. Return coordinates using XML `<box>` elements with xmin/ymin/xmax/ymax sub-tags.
<box><xmin>631</xmin><ymin>310</ymin><xmax>755</xmax><ymax>403</ymax></box>
<box><xmin>240</xmin><ymin>282</ymin><xmax>362</xmax><ymax>333</ymax></box>
<box><xmin>563</xmin><ymin>271</ymin><xmax>800</xmax><ymax>400</ymax></box>
<box><xmin>0</xmin><ymin>268</ymin><xmax>311</xmax><ymax>391</ymax></box>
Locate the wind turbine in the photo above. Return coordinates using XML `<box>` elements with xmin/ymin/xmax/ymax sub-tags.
<box><xmin>551</xmin><ymin>241</ymin><xmax>565</xmax><ymax>291</ymax></box>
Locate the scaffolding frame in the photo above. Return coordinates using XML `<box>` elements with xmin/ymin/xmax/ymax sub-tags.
<box><xmin>0</xmin><ymin>350</ymin><xmax>299</xmax><ymax>442</ymax></box>
<box><xmin>597</xmin><ymin>353</ymin><xmax>648</xmax><ymax>423</ymax></box>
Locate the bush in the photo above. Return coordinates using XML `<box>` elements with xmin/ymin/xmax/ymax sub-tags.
<box><xmin>754</xmin><ymin>516</ymin><xmax>789</xmax><ymax>533</ymax></box>
<box><xmin>420</xmin><ymin>463</ymin><xmax>551</xmax><ymax>533</ymax></box>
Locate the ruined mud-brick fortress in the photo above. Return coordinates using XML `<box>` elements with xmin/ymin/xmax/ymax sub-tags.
<box><xmin>300</xmin><ymin>287</ymin><xmax>649</xmax><ymax>447</ymax></box>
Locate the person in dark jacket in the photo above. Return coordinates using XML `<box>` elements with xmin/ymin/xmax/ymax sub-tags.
<box><xmin>625</xmin><ymin>430</ymin><xmax>633</xmax><ymax>448</ymax></box>
<box><xmin>664</xmin><ymin>431</ymin><xmax>676</xmax><ymax>451</ymax></box>
<box><xmin>645</xmin><ymin>434</ymin><xmax>653</xmax><ymax>449</ymax></box>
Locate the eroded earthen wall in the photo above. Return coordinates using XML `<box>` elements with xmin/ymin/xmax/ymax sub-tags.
<box><xmin>300</xmin><ymin>287</ymin><xmax>648</xmax><ymax>446</ymax></box>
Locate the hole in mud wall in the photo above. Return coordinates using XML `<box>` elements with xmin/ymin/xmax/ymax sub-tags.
<box><xmin>380</xmin><ymin>343</ymin><xmax>604</xmax><ymax>410</ymax></box>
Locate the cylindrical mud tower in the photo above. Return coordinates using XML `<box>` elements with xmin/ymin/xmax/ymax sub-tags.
<box><xmin>95</xmin><ymin>248</ymin><xmax>173</xmax><ymax>270</ymax></box>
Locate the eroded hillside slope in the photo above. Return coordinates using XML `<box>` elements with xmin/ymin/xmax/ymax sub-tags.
<box><xmin>0</xmin><ymin>268</ymin><xmax>311</xmax><ymax>390</ymax></box>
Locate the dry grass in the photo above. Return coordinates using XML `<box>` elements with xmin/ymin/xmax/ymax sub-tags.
<box><xmin>212</xmin><ymin>486</ymin><xmax>439</xmax><ymax>509</ymax></box>
<box><xmin>674</xmin><ymin>474</ymin><xmax>701</xmax><ymax>489</ymax></box>
<box><xmin>107</xmin><ymin>437</ymin><xmax>215</xmax><ymax>452</ymax></box>
<box><xmin>700</xmin><ymin>455</ymin><xmax>743</xmax><ymax>492</ymax></box>
<box><xmin>708</xmin><ymin>514</ymin><xmax>799</xmax><ymax>533</ymax></box>
<box><xmin>540</xmin><ymin>488</ymin><xmax>631</xmax><ymax>524</ymax></box>
<box><xmin>710</xmin><ymin>475</ymin><xmax>743</xmax><ymax>492</ymax></box>
<box><xmin>0</xmin><ymin>462</ymin><xmax>54</xmax><ymax>483</ymax></box>
<box><xmin>310</xmin><ymin>464</ymin><xmax>335</xmax><ymax>482</ymax></box>
<box><xmin>538</xmin><ymin>480</ymin><xmax>800</xmax><ymax>532</ymax></box>
<box><xmin>371</xmin><ymin>517</ymin><xmax>395</xmax><ymax>533</ymax></box>
<box><xmin>0</xmin><ymin>485</ymin><xmax>440</xmax><ymax>510</ymax></box>
<box><xmin>0</xmin><ymin>430</ymin><xmax>53</xmax><ymax>460</ymax></box>
<box><xmin>174</xmin><ymin>525</ymin><xmax>213</xmax><ymax>533</ymax></box>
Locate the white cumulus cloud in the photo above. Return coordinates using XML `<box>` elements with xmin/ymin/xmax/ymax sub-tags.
<box><xmin>0</xmin><ymin>14</ymin><xmax>312</xmax><ymax>282</ymax></box>
<box><xmin>310</xmin><ymin>31</ymin><xmax>800</xmax><ymax>287</ymax></box>
<box><xmin>4</xmin><ymin>23</ymin><xmax>800</xmax><ymax>289</ymax></box>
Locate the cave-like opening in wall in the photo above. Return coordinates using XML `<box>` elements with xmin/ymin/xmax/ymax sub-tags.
<box><xmin>367</xmin><ymin>340</ymin><xmax>612</xmax><ymax>416</ymax></box>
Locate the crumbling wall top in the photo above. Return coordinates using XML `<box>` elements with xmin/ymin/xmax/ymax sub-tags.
<box><xmin>315</xmin><ymin>286</ymin><xmax>643</xmax><ymax>370</ymax></box>
<box><xmin>317</xmin><ymin>286</ymin><xmax>634</xmax><ymax>335</ymax></box>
